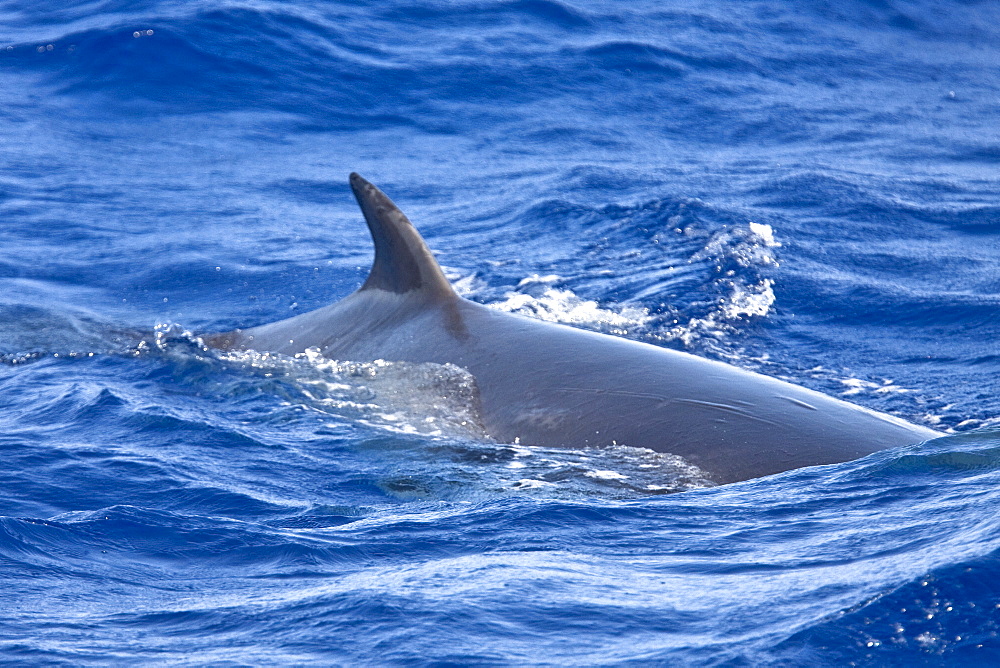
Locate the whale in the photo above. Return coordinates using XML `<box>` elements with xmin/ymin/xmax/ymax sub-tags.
<box><xmin>205</xmin><ymin>173</ymin><xmax>942</xmax><ymax>485</ymax></box>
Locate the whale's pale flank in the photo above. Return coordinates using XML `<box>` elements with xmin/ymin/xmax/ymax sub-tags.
<box><xmin>205</xmin><ymin>173</ymin><xmax>941</xmax><ymax>485</ymax></box>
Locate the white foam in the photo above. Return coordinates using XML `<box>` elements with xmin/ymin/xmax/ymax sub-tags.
<box><xmin>216</xmin><ymin>347</ymin><xmax>488</xmax><ymax>441</ymax></box>
<box><xmin>749</xmin><ymin>222</ymin><xmax>781</xmax><ymax>248</ymax></box>
<box><xmin>585</xmin><ymin>469</ymin><xmax>629</xmax><ymax>481</ymax></box>
<box><xmin>488</xmin><ymin>284</ymin><xmax>651</xmax><ymax>337</ymax></box>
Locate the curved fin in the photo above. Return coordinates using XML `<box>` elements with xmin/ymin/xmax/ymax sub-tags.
<box><xmin>350</xmin><ymin>173</ymin><xmax>456</xmax><ymax>300</ymax></box>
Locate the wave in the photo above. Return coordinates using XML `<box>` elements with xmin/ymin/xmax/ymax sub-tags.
<box><xmin>1</xmin><ymin>0</ymin><xmax>998</xmax><ymax>662</ymax></box>
<box><xmin>2</xmin><ymin>429</ymin><xmax>1000</xmax><ymax>662</ymax></box>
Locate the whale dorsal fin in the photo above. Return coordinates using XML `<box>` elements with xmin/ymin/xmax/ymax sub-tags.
<box><xmin>350</xmin><ymin>173</ymin><xmax>456</xmax><ymax>301</ymax></box>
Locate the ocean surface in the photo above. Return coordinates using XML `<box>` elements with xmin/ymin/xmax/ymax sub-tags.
<box><xmin>2</xmin><ymin>0</ymin><xmax>999</xmax><ymax>664</ymax></box>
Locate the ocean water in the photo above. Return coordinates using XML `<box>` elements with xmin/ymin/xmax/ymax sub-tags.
<box><xmin>2</xmin><ymin>0</ymin><xmax>999</xmax><ymax>664</ymax></box>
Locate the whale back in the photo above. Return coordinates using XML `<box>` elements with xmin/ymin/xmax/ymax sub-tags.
<box><xmin>205</xmin><ymin>174</ymin><xmax>942</xmax><ymax>484</ymax></box>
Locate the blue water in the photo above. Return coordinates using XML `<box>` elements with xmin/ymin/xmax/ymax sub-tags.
<box><xmin>2</xmin><ymin>0</ymin><xmax>999</xmax><ymax>663</ymax></box>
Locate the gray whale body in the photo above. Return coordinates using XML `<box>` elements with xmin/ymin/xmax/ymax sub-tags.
<box><xmin>206</xmin><ymin>173</ymin><xmax>941</xmax><ymax>485</ymax></box>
